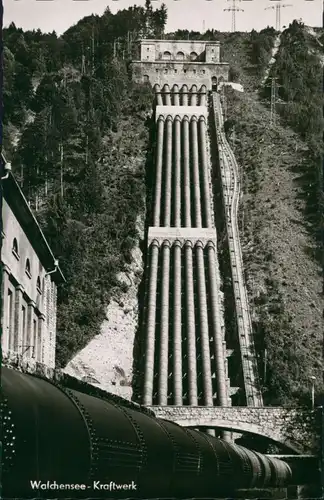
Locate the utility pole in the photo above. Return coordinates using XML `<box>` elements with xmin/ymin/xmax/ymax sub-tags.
<box><xmin>265</xmin><ymin>77</ymin><xmax>283</xmax><ymax>126</ymax></box>
<box><xmin>224</xmin><ymin>0</ymin><xmax>244</xmax><ymax>33</ymax></box>
<box><xmin>265</xmin><ymin>0</ymin><xmax>292</xmax><ymax>32</ymax></box>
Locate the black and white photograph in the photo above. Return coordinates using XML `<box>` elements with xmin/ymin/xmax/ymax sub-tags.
<box><xmin>0</xmin><ymin>0</ymin><xmax>323</xmax><ymax>498</ymax></box>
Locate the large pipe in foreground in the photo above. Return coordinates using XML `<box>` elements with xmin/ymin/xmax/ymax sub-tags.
<box><xmin>174</xmin><ymin>115</ymin><xmax>181</xmax><ymax>227</ymax></box>
<box><xmin>163</xmin><ymin>115</ymin><xmax>173</xmax><ymax>227</ymax></box>
<box><xmin>184</xmin><ymin>240</ymin><xmax>198</xmax><ymax>405</ymax></box>
<box><xmin>1</xmin><ymin>366</ymin><xmax>294</xmax><ymax>499</ymax></box>
<box><xmin>196</xmin><ymin>241</ymin><xmax>214</xmax><ymax>406</ymax></box>
<box><xmin>158</xmin><ymin>241</ymin><xmax>171</xmax><ymax>405</ymax></box>
<box><xmin>143</xmin><ymin>240</ymin><xmax>160</xmax><ymax>405</ymax></box>
<box><xmin>182</xmin><ymin>115</ymin><xmax>191</xmax><ymax>227</ymax></box>
<box><xmin>199</xmin><ymin>116</ymin><xmax>212</xmax><ymax>228</ymax></box>
<box><xmin>190</xmin><ymin>116</ymin><xmax>202</xmax><ymax>228</ymax></box>
<box><xmin>153</xmin><ymin>116</ymin><xmax>165</xmax><ymax>226</ymax></box>
<box><xmin>173</xmin><ymin>240</ymin><xmax>183</xmax><ymax>404</ymax></box>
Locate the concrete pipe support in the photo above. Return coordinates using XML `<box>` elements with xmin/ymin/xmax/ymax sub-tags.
<box><xmin>143</xmin><ymin>240</ymin><xmax>160</xmax><ymax>405</ymax></box>
<box><xmin>158</xmin><ymin>241</ymin><xmax>171</xmax><ymax>405</ymax></box>
<box><xmin>184</xmin><ymin>241</ymin><xmax>198</xmax><ymax>405</ymax></box>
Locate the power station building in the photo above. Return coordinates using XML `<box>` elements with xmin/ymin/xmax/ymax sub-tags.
<box><xmin>131</xmin><ymin>39</ymin><xmax>229</xmax><ymax>89</ymax></box>
<box><xmin>1</xmin><ymin>154</ymin><xmax>65</xmax><ymax>369</ymax></box>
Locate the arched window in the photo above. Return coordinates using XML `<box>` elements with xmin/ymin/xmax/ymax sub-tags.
<box><xmin>25</xmin><ymin>258</ymin><xmax>31</xmax><ymax>277</ymax></box>
<box><xmin>143</xmin><ymin>74</ymin><xmax>149</xmax><ymax>83</ymax></box>
<box><xmin>212</xmin><ymin>76</ymin><xmax>218</xmax><ymax>91</ymax></box>
<box><xmin>176</xmin><ymin>51</ymin><xmax>185</xmax><ymax>61</ymax></box>
<box><xmin>190</xmin><ymin>51</ymin><xmax>198</xmax><ymax>61</ymax></box>
<box><xmin>37</xmin><ymin>276</ymin><xmax>41</xmax><ymax>293</ymax></box>
<box><xmin>163</xmin><ymin>51</ymin><xmax>171</xmax><ymax>60</ymax></box>
<box><xmin>12</xmin><ymin>238</ymin><xmax>19</xmax><ymax>258</ymax></box>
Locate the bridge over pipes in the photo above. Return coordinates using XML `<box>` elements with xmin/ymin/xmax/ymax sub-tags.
<box><xmin>140</xmin><ymin>82</ymin><xmax>263</xmax><ymax>438</ymax></box>
<box><xmin>146</xmin><ymin>405</ymin><xmax>320</xmax><ymax>455</ymax></box>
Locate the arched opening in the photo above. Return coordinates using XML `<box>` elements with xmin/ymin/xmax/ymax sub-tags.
<box><xmin>25</xmin><ymin>258</ymin><xmax>31</xmax><ymax>277</ymax></box>
<box><xmin>211</xmin><ymin>76</ymin><xmax>218</xmax><ymax>91</ymax></box>
<box><xmin>143</xmin><ymin>74</ymin><xmax>149</xmax><ymax>83</ymax></box>
<box><xmin>163</xmin><ymin>51</ymin><xmax>171</xmax><ymax>61</ymax></box>
<box><xmin>190</xmin><ymin>51</ymin><xmax>198</xmax><ymax>61</ymax></box>
<box><xmin>176</xmin><ymin>51</ymin><xmax>185</xmax><ymax>61</ymax></box>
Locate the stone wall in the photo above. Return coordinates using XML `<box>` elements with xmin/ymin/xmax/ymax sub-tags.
<box><xmin>131</xmin><ymin>61</ymin><xmax>229</xmax><ymax>89</ymax></box>
<box><xmin>42</xmin><ymin>275</ymin><xmax>57</xmax><ymax>368</ymax></box>
<box><xmin>148</xmin><ymin>406</ymin><xmax>319</xmax><ymax>454</ymax></box>
<box><xmin>140</xmin><ymin>40</ymin><xmax>220</xmax><ymax>63</ymax></box>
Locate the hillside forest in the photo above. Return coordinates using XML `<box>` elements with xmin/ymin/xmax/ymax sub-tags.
<box><xmin>2</xmin><ymin>2</ymin><xmax>323</xmax><ymax>406</ymax></box>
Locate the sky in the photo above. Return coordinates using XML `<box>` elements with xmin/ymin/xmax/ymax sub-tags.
<box><xmin>3</xmin><ymin>0</ymin><xmax>323</xmax><ymax>36</ymax></box>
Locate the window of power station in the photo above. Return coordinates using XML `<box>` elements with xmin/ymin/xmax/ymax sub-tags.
<box><xmin>12</xmin><ymin>238</ymin><xmax>19</xmax><ymax>260</ymax></box>
<box><xmin>25</xmin><ymin>258</ymin><xmax>31</xmax><ymax>278</ymax></box>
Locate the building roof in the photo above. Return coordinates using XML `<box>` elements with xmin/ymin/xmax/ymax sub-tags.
<box><xmin>139</xmin><ymin>39</ymin><xmax>220</xmax><ymax>44</ymax></box>
<box><xmin>1</xmin><ymin>155</ymin><xmax>65</xmax><ymax>284</ymax></box>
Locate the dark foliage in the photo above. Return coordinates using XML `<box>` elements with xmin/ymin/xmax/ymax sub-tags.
<box><xmin>2</xmin><ymin>2</ymin><xmax>162</xmax><ymax>366</ymax></box>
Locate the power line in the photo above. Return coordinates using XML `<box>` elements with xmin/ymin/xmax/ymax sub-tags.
<box><xmin>265</xmin><ymin>77</ymin><xmax>284</xmax><ymax>126</ymax></box>
<box><xmin>265</xmin><ymin>0</ymin><xmax>293</xmax><ymax>31</ymax></box>
<box><xmin>223</xmin><ymin>0</ymin><xmax>245</xmax><ymax>32</ymax></box>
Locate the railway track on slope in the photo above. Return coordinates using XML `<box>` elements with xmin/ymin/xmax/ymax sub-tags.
<box><xmin>212</xmin><ymin>92</ymin><xmax>263</xmax><ymax>407</ymax></box>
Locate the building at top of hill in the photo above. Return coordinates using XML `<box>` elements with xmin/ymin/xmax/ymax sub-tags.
<box><xmin>131</xmin><ymin>39</ymin><xmax>229</xmax><ymax>89</ymax></box>
<box><xmin>1</xmin><ymin>154</ymin><xmax>65</xmax><ymax>369</ymax></box>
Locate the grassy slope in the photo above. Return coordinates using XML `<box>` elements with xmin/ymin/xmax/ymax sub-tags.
<box><xmin>222</xmin><ymin>29</ymin><xmax>323</xmax><ymax>405</ymax></box>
